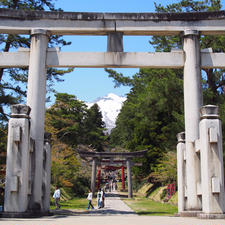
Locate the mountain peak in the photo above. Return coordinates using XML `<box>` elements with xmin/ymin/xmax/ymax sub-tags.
<box><xmin>87</xmin><ymin>93</ymin><xmax>126</xmax><ymax>133</ymax></box>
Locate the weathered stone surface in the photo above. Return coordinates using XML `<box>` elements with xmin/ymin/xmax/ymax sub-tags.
<box><xmin>0</xmin><ymin>8</ymin><xmax>224</xmax><ymax>21</ymax></box>
<box><xmin>200</xmin><ymin>105</ymin><xmax>219</xmax><ymax>119</ymax></box>
<box><xmin>183</xmin><ymin>29</ymin><xmax>202</xmax><ymax>211</ymax></box>
<box><xmin>0</xmin><ymin>9</ymin><xmax>225</xmax><ymax>35</ymax></box>
<box><xmin>177</xmin><ymin>132</ymin><xmax>185</xmax><ymax>143</ymax></box>
<box><xmin>200</xmin><ymin>105</ymin><xmax>225</xmax><ymax>214</ymax></box>
<box><xmin>27</xmin><ymin>29</ymin><xmax>49</xmax><ymax>211</ymax></box>
<box><xmin>10</xmin><ymin>104</ymin><xmax>31</xmax><ymax>118</ymax></box>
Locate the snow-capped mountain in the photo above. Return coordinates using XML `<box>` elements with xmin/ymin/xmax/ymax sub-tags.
<box><xmin>87</xmin><ymin>93</ymin><xmax>126</xmax><ymax>133</ymax></box>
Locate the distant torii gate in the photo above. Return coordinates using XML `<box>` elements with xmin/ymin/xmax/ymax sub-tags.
<box><xmin>99</xmin><ymin>159</ymin><xmax>142</xmax><ymax>191</ymax></box>
<box><xmin>78</xmin><ymin>150</ymin><xmax>147</xmax><ymax>198</ymax></box>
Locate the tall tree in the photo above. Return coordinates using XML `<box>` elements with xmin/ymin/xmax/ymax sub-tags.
<box><xmin>83</xmin><ymin>103</ymin><xmax>106</xmax><ymax>152</ymax></box>
<box><xmin>45</xmin><ymin>93</ymin><xmax>88</xmax><ymax>147</ymax></box>
<box><xmin>0</xmin><ymin>0</ymin><xmax>73</xmax><ymax>121</ymax></box>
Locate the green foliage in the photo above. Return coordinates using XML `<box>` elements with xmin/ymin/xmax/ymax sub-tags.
<box><xmin>150</xmin><ymin>151</ymin><xmax>177</xmax><ymax>185</ymax></box>
<box><xmin>46</xmin><ymin>93</ymin><xmax>88</xmax><ymax>147</ymax></box>
<box><xmin>109</xmin><ymin>68</ymin><xmax>184</xmax><ymax>177</ymax></box>
<box><xmin>46</xmin><ymin>93</ymin><xmax>106</xmax><ymax>149</ymax></box>
<box><xmin>83</xmin><ymin>104</ymin><xmax>106</xmax><ymax>151</ymax></box>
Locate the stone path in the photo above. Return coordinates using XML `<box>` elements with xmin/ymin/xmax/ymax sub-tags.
<box><xmin>1</xmin><ymin>192</ymin><xmax>225</xmax><ymax>225</ymax></box>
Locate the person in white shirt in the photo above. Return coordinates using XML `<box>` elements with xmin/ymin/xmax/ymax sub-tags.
<box><xmin>53</xmin><ymin>186</ymin><xmax>61</xmax><ymax>209</ymax></box>
<box><xmin>87</xmin><ymin>189</ymin><xmax>94</xmax><ymax>210</ymax></box>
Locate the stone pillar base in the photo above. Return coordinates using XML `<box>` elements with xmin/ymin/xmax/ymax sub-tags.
<box><xmin>0</xmin><ymin>211</ymin><xmax>53</xmax><ymax>218</ymax></box>
<box><xmin>197</xmin><ymin>213</ymin><xmax>225</xmax><ymax>219</ymax></box>
<box><xmin>178</xmin><ymin>211</ymin><xmax>202</xmax><ymax>217</ymax></box>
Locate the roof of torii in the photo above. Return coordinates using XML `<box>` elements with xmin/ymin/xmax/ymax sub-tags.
<box><xmin>77</xmin><ymin>149</ymin><xmax>148</xmax><ymax>160</ymax></box>
<box><xmin>1</xmin><ymin>9</ymin><xmax>225</xmax><ymax>36</ymax></box>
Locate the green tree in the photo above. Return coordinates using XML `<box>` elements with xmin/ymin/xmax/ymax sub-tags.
<box><xmin>150</xmin><ymin>151</ymin><xmax>177</xmax><ymax>184</ymax></box>
<box><xmin>83</xmin><ymin>103</ymin><xmax>106</xmax><ymax>152</ymax></box>
<box><xmin>46</xmin><ymin>93</ymin><xmax>88</xmax><ymax>147</ymax></box>
<box><xmin>0</xmin><ymin>0</ymin><xmax>73</xmax><ymax>121</ymax></box>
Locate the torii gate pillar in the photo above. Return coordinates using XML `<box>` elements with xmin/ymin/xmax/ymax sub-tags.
<box><xmin>26</xmin><ymin>29</ymin><xmax>50</xmax><ymax>210</ymax></box>
<box><xmin>91</xmin><ymin>158</ymin><xmax>97</xmax><ymax>196</ymax></box>
<box><xmin>126</xmin><ymin>158</ymin><xmax>132</xmax><ymax>198</ymax></box>
<box><xmin>183</xmin><ymin>30</ymin><xmax>202</xmax><ymax>210</ymax></box>
<box><xmin>121</xmin><ymin>166</ymin><xmax>125</xmax><ymax>191</ymax></box>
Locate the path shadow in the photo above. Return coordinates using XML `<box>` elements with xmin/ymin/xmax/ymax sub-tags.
<box><xmin>51</xmin><ymin>208</ymin><xmax>136</xmax><ymax>217</ymax></box>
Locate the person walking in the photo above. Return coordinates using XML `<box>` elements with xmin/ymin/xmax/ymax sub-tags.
<box><xmin>86</xmin><ymin>189</ymin><xmax>94</xmax><ymax>210</ymax></box>
<box><xmin>97</xmin><ymin>188</ymin><xmax>102</xmax><ymax>209</ymax></box>
<box><xmin>101</xmin><ymin>188</ymin><xmax>105</xmax><ymax>208</ymax></box>
<box><xmin>53</xmin><ymin>186</ymin><xmax>61</xmax><ymax>209</ymax></box>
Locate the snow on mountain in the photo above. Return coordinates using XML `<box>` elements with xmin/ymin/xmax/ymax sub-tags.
<box><xmin>86</xmin><ymin>93</ymin><xmax>126</xmax><ymax>133</ymax></box>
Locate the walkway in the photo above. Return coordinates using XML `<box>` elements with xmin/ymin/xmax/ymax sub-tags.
<box><xmin>1</xmin><ymin>192</ymin><xmax>225</xmax><ymax>225</ymax></box>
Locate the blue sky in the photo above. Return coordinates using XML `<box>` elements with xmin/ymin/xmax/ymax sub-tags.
<box><xmin>50</xmin><ymin>0</ymin><xmax>225</xmax><ymax>103</ymax></box>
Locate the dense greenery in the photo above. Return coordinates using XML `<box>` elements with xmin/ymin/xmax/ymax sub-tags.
<box><xmin>109</xmin><ymin>68</ymin><xmax>184</xmax><ymax>180</ymax></box>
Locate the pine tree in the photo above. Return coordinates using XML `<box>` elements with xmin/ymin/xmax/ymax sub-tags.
<box><xmin>83</xmin><ymin>103</ymin><xmax>106</xmax><ymax>152</ymax></box>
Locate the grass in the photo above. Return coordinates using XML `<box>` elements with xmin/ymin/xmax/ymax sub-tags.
<box><xmin>49</xmin><ymin>192</ymin><xmax>178</xmax><ymax>216</ymax></box>
<box><xmin>123</xmin><ymin>197</ymin><xmax>178</xmax><ymax>216</ymax></box>
<box><xmin>50</xmin><ymin>197</ymin><xmax>91</xmax><ymax>210</ymax></box>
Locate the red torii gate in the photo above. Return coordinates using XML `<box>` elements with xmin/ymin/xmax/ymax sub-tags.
<box><xmin>78</xmin><ymin>150</ymin><xmax>146</xmax><ymax>198</ymax></box>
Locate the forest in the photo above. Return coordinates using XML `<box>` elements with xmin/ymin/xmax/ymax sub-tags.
<box><xmin>1</xmin><ymin>0</ymin><xmax>225</xmax><ymax>198</ymax></box>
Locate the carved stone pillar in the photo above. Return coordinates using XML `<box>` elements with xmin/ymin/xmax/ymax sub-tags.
<box><xmin>183</xmin><ymin>30</ymin><xmax>202</xmax><ymax>210</ymax></box>
<box><xmin>199</xmin><ymin>105</ymin><xmax>225</xmax><ymax>218</ymax></box>
<box><xmin>4</xmin><ymin>104</ymin><xmax>31</xmax><ymax>212</ymax></box>
<box><xmin>26</xmin><ymin>29</ymin><xmax>50</xmax><ymax>210</ymax></box>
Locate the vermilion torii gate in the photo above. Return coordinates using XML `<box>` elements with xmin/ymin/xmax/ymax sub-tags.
<box><xmin>1</xmin><ymin>8</ymin><xmax>225</xmax><ymax>218</ymax></box>
<box><xmin>78</xmin><ymin>150</ymin><xmax>146</xmax><ymax>198</ymax></box>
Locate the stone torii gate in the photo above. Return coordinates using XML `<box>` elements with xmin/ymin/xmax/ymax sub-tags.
<box><xmin>1</xmin><ymin>9</ymin><xmax>225</xmax><ymax>218</ymax></box>
<box><xmin>78</xmin><ymin>150</ymin><xmax>147</xmax><ymax>198</ymax></box>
